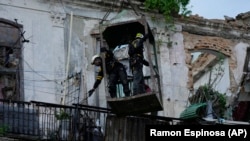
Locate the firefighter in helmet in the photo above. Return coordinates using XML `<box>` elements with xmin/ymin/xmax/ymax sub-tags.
<box><xmin>88</xmin><ymin>48</ymin><xmax>130</xmax><ymax>98</ymax></box>
<box><xmin>128</xmin><ymin>32</ymin><xmax>149</xmax><ymax>95</ymax></box>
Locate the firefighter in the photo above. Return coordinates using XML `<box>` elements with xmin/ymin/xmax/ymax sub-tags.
<box><xmin>128</xmin><ymin>33</ymin><xmax>149</xmax><ymax>95</ymax></box>
<box><xmin>88</xmin><ymin>48</ymin><xmax>130</xmax><ymax>98</ymax></box>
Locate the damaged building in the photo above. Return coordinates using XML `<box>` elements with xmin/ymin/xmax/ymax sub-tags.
<box><xmin>0</xmin><ymin>0</ymin><xmax>250</xmax><ymax>140</ymax></box>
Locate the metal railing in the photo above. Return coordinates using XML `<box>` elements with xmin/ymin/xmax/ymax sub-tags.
<box><xmin>0</xmin><ymin>99</ymin><xmax>110</xmax><ymax>141</ymax></box>
<box><xmin>0</xmin><ymin>99</ymin><xmax>184</xmax><ymax>141</ymax></box>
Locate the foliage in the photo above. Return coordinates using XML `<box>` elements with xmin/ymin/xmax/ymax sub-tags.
<box><xmin>144</xmin><ymin>0</ymin><xmax>192</xmax><ymax>49</ymax></box>
<box><xmin>55</xmin><ymin>110</ymin><xmax>70</xmax><ymax>120</ymax></box>
<box><xmin>144</xmin><ymin>0</ymin><xmax>192</xmax><ymax>22</ymax></box>
<box><xmin>0</xmin><ymin>125</ymin><xmax>8</xmax><ymax>136</ymax></box>
<box><xmin>188</xmin><ymin>84</ymin><xmax>227</xmax><ymax>118</ymax></box>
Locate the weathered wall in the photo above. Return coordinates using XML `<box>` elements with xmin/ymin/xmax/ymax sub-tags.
<box><xmin>0</xmin><ymin>0</ymin><xmax>66</xmax><ymax>103</ymax></box>
<box><xmin>0</xmin><ymin>0</ymin><xmax>249</xmax><ymax>118</ymax></box>
<box><xmin>178</xmin><ymin>15</ymin><xmax>250</xmax><ymax>118</ymax></box>
<box><xmin>0</xmin><ymin>0</ymin><xmax>118</xmax><ymax>108</ymax></box>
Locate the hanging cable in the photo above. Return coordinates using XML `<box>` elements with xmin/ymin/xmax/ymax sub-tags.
<box><xmin>100</xmin><ymin>0</ymin><xmax>119</xmax><ymax>24</ymax></box>
<box><xmin>127</xmin><ymin>0</ymin><xmax>140</xmax><ymax>16</ymax></box>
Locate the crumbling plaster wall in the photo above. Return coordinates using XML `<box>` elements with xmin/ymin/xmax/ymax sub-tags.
<box><xmin>0</xmin><ymin>0</ymin><xmax>107</xmax><ymax>105</ymax></box>
<box><xmin>184</xmin><ymin>33</ymin><xmax>236</xmax><ymax>89</ymax></box>
<box><xmin>178</xmin><ymin>15</ymin><xmax>250</xmax><ymax>117</ymax></box>
<box><xmin>68</xmin><ymin>2</ymin><xmax>250</xmax><ymax>118</ymax></box>
<box><xmin>155</xmin><ymin>12</ymin><xmax>250</xmax><ymax>117</ymax></box>
<box><xmin>151</xmin><ymin>24</ymin><xmax>190</xmax><ymax>117</ymax></box>
<box><xmin>0</xmin><ymin>0</ymin><xmax>68</xmax><ymax>103</ymax></box>
<box><xmin>1</xmin><ymin>0</ymin><xmax>250</xmax><ymax>118</ymax></box>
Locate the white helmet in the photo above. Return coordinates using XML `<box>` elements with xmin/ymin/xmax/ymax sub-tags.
<box><xmin>91</xmin><ymin>54</ymin><xmax>101</xmax><ymax>65</ymax></box>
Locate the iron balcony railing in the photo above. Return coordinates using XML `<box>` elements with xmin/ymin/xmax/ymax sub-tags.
<box><xmin>0</xmin><ymin>99</ymin><xmax>184</xmax><ymax>141</ymax></box>
<box><xmin>0</xmin><ymin>99</ymin><xmax>110</xmax><ymax>141</ymax></box>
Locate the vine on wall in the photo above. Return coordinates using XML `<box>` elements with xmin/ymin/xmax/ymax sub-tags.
<box><xmin>144</xmin><ymin>0</ymin><xmax>191</xmax><ymax>22</ymax></box>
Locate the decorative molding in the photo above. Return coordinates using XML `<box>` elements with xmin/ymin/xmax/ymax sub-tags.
<box><xmin>50</xmin><ymin>11</ymin><xmax>66</xmax><ymax>27</ymax></box>
<box><xmin>49</xmin><ymin>1</ymin><xmax>66</xmax><ymax>27</ymax></box>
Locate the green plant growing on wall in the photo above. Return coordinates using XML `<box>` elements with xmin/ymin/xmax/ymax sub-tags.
<box><xmin>144</xmin><ymin>0</ymin><xmax>191</xmax><ymax>49</ymax></box>
<box><xmin>144</xmin><ymin>0</ymin><xmax>192</xmax><ymax>22</ymax></box>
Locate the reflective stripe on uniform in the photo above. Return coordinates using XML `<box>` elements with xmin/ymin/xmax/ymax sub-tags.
<box><xmin>96</xmin><ymin>76</ymin><xmax>103</xmax><ymax>80</ymax></box>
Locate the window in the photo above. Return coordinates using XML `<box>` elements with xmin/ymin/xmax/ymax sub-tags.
<box><xmin>0</xmin><ymin>19</ymin><xmax>24</xmax><ymax>100</ymax></box>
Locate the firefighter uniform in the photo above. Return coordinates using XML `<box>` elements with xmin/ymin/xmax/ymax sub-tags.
<box><xmin>89</xmin><ymin>49</ymin><xmax>130</xmax><ymax>98</ymax></box>
<box><xmin>128</xmin><ymin>33</ymin><xmax>148</xmax><ymax>95</ymax></box>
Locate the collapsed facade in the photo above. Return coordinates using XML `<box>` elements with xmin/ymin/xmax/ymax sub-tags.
<box><xmin>0</xmin><ymin>1</ymin><xmax>250</xmax><ymax>138</ymax></box>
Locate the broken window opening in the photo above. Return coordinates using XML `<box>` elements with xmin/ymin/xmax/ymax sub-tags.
<box><xmin>0</xmin><ymin>19</ymin><xmax>24</xmax><ymax>101</ymax></box>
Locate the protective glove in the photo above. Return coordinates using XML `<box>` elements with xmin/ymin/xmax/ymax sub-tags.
<box><xmin>88</xmin><ymin>89</ymin><xmax>95</xmax><ymax>97</ymax></box>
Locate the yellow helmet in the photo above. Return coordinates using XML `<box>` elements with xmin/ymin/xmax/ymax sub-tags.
<box><xmin>91</xmin><ymin>54</ymin><xmax>101</xmax><ymax>65</ymax></box>
<box><xmin>136</xmin><ymin>33</ymin><xmax>144</xmax><ymax>39</ymax></box>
